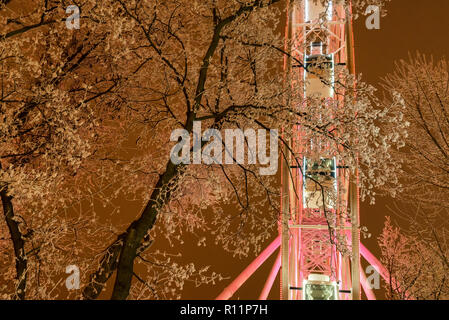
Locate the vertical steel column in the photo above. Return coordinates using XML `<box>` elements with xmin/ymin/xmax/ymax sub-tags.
<box><xmin>281</xmin><ymin>141</ymin><xmax>291</xmax><ymax>300</ymax></box>
<box><xmin>280</xmin><ymin>0</ymin><xmax>294</xmax><ymax>301</ymax></box>
<box><xmin>350</xmin><ymin>181</ymin><xmax>361</xmax><ymax>300</ymax></box>
<box><xmin>345</xmin><ymin>0</ymin><xmax>361</xmax><ymax>300</ymax></box>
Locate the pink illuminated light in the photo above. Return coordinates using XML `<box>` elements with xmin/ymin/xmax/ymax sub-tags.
<box><xmin>216</xmin><ymin>235</ymin><xmax>281</xmax><ymax>300</ymax></box>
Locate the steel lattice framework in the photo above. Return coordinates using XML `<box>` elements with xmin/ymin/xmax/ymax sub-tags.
<box><xmin>216</xmin><ymin>0</ymin><xmax>388</xmax><ymax>301</ymax></box>
<box><xmin>280</xmin><ymin>0</ymin><xmax>357</xmax><ymax>301</ymax></box>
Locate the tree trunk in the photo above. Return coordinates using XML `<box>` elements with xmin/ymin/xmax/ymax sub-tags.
<box><xmin>111</xmin><ymin>160</ymin><xmax>181</xmax><ymax>299</ymax></box>
<box><xmin>1</xmin><ymin>186</ymin><xmax>27</xmax><ymax>299</ymax></box>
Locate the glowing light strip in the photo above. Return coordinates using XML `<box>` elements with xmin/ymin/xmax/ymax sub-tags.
<box><xmin>259</xmin><ymin>251</ymin><xmax>282</xmax><ymax>300</ymax></box>
<box><xmin>216</xmin><ymin>235</ymin><xmax>281</xmax><ymax>300</ymax></box>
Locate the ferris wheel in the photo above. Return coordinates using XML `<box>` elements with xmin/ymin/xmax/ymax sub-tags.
<box><xmin>216</xmin><ymin>0</ymin><xmax>389</xmax><ymax>301</ymax></box>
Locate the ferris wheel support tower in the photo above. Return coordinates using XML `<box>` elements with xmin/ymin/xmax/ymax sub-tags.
<box><xmin>216</xmin><ymin>0</ymin><xmax>388</xmax><ymax>301</ymax></box>
<box><xmin>280</xmin><ymin>0</ymin><xmax>360</xmax><ymax>301</ymax></box>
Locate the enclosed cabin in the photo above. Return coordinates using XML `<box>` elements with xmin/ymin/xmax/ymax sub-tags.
<box><xmin>303</xmin><ymin>157</ymin><xmax>337</xmax><ymax>211</ymax></box>
<box><xmin>303</xmin><ymin>274</ymin><xmax>338</xmax><ymax>300</ymax></box>
<box><xmin>305</xmin><ymin>41</ymin><xmax>334</xmax><ymax>99</ymax></box>
<box><xmin>304</xmin><ymin>0</ymin><xmax>334</xmax><ymax>99</ymax></box>
<box><xmin>305</xmin><ymin>0</ymin><xmax>333</xmax><ymax>23</ymax></box>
